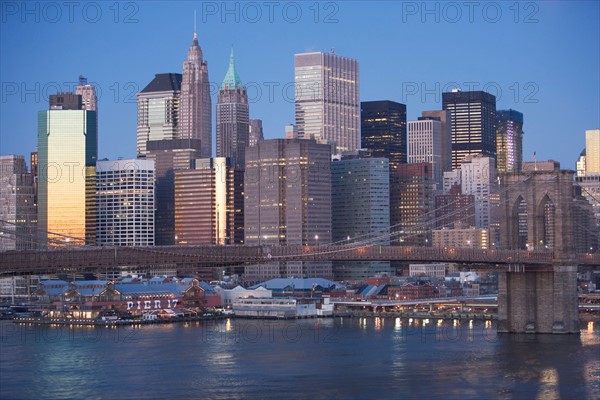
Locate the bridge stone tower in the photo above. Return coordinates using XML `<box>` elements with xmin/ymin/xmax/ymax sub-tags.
<box><xmin>498</xmin><ymin>167</ymin><xmax>579</xmax><ymax>334</ymax></box>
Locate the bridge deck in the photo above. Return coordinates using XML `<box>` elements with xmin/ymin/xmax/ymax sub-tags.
<box><xmin>1</xmin><ymin>245</ymin><xmax>598</xmax><ymax>276</ymax></box>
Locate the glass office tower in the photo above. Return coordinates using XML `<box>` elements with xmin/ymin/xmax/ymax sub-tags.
<box><xmin>496</xmin><ymin>109</ymin><xmax>524</xmax><ymax>173</ymax></box>
<box><xmin>361</xmin><ymin>100</ymin><xmax>407</xmax><ymax>166</ymax></box>
<box><xmin>38</xmin><ymin>93</ymin><xmax>97</xmax><ymax>246</ymax></box>
<box><xmin>442</xmin><ymin>90</ymin><xmax>496</xmax><ymax>170</ymax></box>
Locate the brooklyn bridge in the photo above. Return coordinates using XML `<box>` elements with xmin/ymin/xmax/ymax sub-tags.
<box><xmin>2</xmin><ymin>169</ymin><xmax>600</xmax><ymax>334</ymax></box>
<box><xmin>1</xmin><ymin>244</ymin><xmax>599</xmax><ymax>277</ymax></box>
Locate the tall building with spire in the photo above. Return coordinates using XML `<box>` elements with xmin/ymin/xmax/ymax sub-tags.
<box><xmin>216</xmin><ymin>49</ymin><xmax>249</xmax><ymax>169</ymax></box>
<box><xmin>179</xmin><ymin>30</ymin><xmax>212</xmax><ymax>158</ymax></box>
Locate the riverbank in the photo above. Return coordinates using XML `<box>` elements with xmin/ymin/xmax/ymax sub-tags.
<box><xmin>10</xmin><ymin>310</ymin><xmax>600</xmax><ymax>326</ymax></box>
<box><xmin>12</xmin><ymin>314</ymin><xmax>225</xmax><ymax>326</ymax></box>
<box><xmin>333</xmin><ymin>310</ymin><xmax>497</xmax><ymax>320</ymax></box>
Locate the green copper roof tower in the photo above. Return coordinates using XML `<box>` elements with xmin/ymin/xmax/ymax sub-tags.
<box><xmin>220</xmin><ymin>48</ymin><xmax>243</xmax><ymax>90</ymax></box>
<box><xmin>216</xmin><ymin>48</ymin><xmax>249</xmax><ymax>169</ymax></box>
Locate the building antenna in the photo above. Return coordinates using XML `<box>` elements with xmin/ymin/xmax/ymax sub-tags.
<box><xmin>194</xmin><ymin>10</ymin><xmax>197</xmax><ymax>39</ymax></box>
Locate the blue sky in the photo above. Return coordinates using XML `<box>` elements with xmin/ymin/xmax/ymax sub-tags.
<box><xmin>1</xmin><ymin>1</ymin><xmax>599</xmax><ymax>168</ymax></box>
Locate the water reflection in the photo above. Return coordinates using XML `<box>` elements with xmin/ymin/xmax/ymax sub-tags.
<box><xmin>0</xmin><ymin>319</ymin><xmax>598</xmax><ymax>400</ymax></box>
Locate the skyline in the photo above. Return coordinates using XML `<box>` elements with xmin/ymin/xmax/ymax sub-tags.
<box><xmin>1</xmin><ymin>1</ymin><xmax>599</xmax><ymax>168</ymax></box>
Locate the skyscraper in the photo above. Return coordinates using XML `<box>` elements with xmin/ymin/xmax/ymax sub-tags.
<box><xmin>361</xmin><ymin>100</ymin><xmax>407</xmax><ymax>166</ymax></box>
<box><xmin>216</xmin><ymin>49</ymin><xmax>249</xmax><ymax>169</ymax></box>
<box><xmin>421</xmin><ymin>110</ymin><xmax>452</xmax><ymax>173</ymax></box>
<box><xmin>576</xmin><ymin>149</ymin><xmax>586</xmax><ymax>177</ymax></box>
<box><xmin>390</xmin><ymin>163</ymin><xmax>436</xmax><ymax>246</ymax></box>
<box><xmin>295</xmin><ymin>52</ymin><xmax>359</xmax><ymax>153</ymax></box>
<box><xmin>575</xmin><ymin>174</ymin><xmax>600</xmax><ymax>248</ymax></box>
<box><xmin>585</xmin><ymin>129</ymin><xmax>600</xmax><ymax>175</ymax></box>
<box><xmin>75</xmin><ymin>75</ymin><xmax>97</xmax><ymax>111</ymax></box>
<box><xmin>460</xmin><ymin>154</ymin><xmax>497</xmax><ymax>229</ymax></box>
<box><xmin>145</xmin><ymin>139</ymin><xmax>202</xmax><ymax>245</ymax></box>
<box><xmin>179</xmin><ymin>31</ymin><xmax>212</xmax><ymax>158</ymax></box>
<box><xmin>249</xmin><ymin>119</ymin><xmax>264</xmax><ymax>147</ymax></box>
<box><xmin>578</xmin><ymin>129</ymin><xmax>600</xmax><ymax>247</ymax></box>
<box><xmin>175</xmin><ymin>157</ymin><xmax>244</xmax><ymax>245</ymax></box>
<box><xmin>38</xmin><ymin>92</ymin><xmax>97</xmax><ymax>246</ymax></box>
<box><xmin>496</xmin><ymin>109</ymin><xmax>524</xmax><ymax>173</ymax></box>
<box><xmin>30</xmin><ymin>151</ymin><xmax>38</xmax><ymax>211</ymax></box>
<box><xmin>136</xmin><ymin>73</ymin><xmax>182</xmax><ymax>158</ymax></box>
<box><xmin>0</xmin><ymin>155</ymin><xmax>36</xmax><ymax>250</ymax></box>
<box><xmin>442</xmin><ymin>90</ymin><xmax>497</xmax><ymax>170</ymax></box>
<box><xmin>244</xmin><ymin>139</ymin><xmax>332</xmax><ymax>280</ymax></box>
<box><xmin>331</xmin><ymin>155</ymin><xmax>392</xmax><ymax>280</ymax></box>
<box><xmin>96</xmin><ymin>159</ymin><xmax>155</xmax><ymax>246</ymax></box>
<box><xmin>407</xmin><ymin>117</ymin><xmax>444</xmax><ymax>187</ymax></box>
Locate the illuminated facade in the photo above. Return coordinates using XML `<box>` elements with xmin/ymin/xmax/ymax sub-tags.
<box><xmin>442</xmin><ymin>90</ymin><xmax>497</xmax><ymax>170</ymax></box>
<box><xmin>496</xmin><ymin>109</ymin><xmax>524</xmax><ymax>173</ymax></box>
<box><xmin>96</xmin><ymin>159</ymin><xmax>155</xmax><ymax>246</ymax></box>
<box><xmin>390</xmin><ymin>162</ymin><xmax>436</xmax><ymax>246</ymax></box>
<box><xmin>174</xmin><ymin>157</ymin><xmax>244</xmax><ymax>245</ymax></box>
<box><xmin>216</xmin><ymin>50</ymin><xmax>249</xmax><ymax>169</ymax></box>
<box><xmin>586</xmin><ymin>129</ymin><xmax>600</xmax><ymax>175</ymax></box>
<box><xmin>295</xmin><ymin>52</ymin><xmax>360</xmax><ymax>153</ymax></box>
<box><xmin>331</xmin><ymin>155</ymin><xmax>392</xmax><ymax>280</ymax></box>
<box><xmin>136</xmin><ymin>73</ymin><xmax>182</xmax><ymax>158</ymax></box>
<box><xmin>0</xmin><ymin>155</ymin><xmax>36</xmax><ymax>250</ymax></box>
<box><xmin>179</xmin><ymin>32</ymin><xmax>212</xmax><ymax>158</ymax></box>
<box><xmin>38</xmin><ymin>93</ymin><xmax>97</xmax><ymax>246</ymax></box>
<box><xmin>434</xmin><ymin>184</ymin><xmax>476</xmax><ymax>229</ymax></box>
<box><xmin>244</xmin><ymin>139</ymin><xmax>332</xmax><ymax>280</ymax></box>
<box><xmin>432</xmin><ymin>226</ymin><xmax>490</xmax><ymax>250</ymax></box>
<box><xmin>360</xmin><ymin>100</ymin><xmax>407</xmax><ymax>166</ymax></box>
<box><xmin>30</xmin><ymin>151</ymin><xmax>38</xmax><ymax>209</ymax></box>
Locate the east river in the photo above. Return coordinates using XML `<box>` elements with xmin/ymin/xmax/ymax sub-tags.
<box><xmin>1</xmin><ymin>318</ymin><xmax>599</xmax><ymax>399</ymax></box>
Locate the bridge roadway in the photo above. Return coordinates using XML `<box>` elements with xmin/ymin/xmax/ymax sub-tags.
<box><xmin>1</xmin><ymin>245</ymin><xmax>599</xmax><ymax>276</ymax></box>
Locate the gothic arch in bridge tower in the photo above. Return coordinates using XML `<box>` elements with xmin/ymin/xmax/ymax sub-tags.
<box><xmin>508</xmin><ymin>195</ymin><xmax>527</xmax><ymax>250</ymax></box>
<box><xmin>535</xmin><ymin>194</ymin><xmax>555</xmax><ymax>251</ymax></box>
<box><xmin>500</xmin><ymin>169</ymin><xmax>576</xmax><ymax>258</ymax></box>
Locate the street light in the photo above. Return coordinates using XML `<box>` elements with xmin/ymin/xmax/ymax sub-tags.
<box><xmin>315</xmin><ymin>234</ymin><xmax>319</xmax><ymax>246</ymax></box>
<box><xmin>347</xmin><ymin>235</ymin><xmax>350</xmax><ymax>245</ymax></box>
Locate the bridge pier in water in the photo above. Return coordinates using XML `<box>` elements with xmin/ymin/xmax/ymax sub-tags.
<box><xmin>497</xmin><ymin>265</ymin><xmax>579</xmax><ymax>334</ymax></box>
